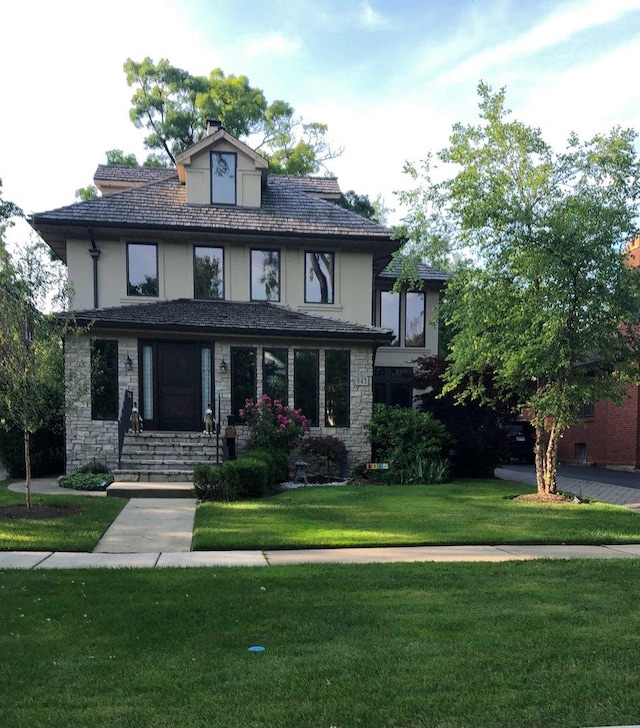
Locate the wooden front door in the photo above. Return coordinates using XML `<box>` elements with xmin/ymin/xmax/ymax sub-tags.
<box><xmin>156</xmin><ymin>342</ymin><xmax>201</xmax><ymax>431</ymax></box>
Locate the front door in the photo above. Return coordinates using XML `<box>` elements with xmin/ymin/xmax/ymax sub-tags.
<box><xmin>157</xmin><ymin>342</ymin><xmax>201</xmax><ymax>431</ymax></box>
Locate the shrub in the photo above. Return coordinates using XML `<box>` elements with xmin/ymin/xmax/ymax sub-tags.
<box><xmin>241</xmin><ymin>395</ymin><xmax>310</xmax><ymax>454</ymax></box>
<box><xmin>0</xmin><ymin>422</ymin><xmax>64</xmax><ymax>478</ymax></box>
<box><xmin>76</xmin><ymin>459</ymin><xmax>110</xmax><ymax>475</ymax></box>
<box><xmin>222</xmin><ymin>457</ymin><xmax>269</xmax><ymax>499</ymax></box>
<box><xmin>58</xmin><ymin>472</ymin><xmax>114</xmax><ymax>491</ymax></box>
<box><xmin>365</xmin><ymin>404</ymin><xmax>449</xmax><ymax>474</ymax></box>
<box><xmin>402</xmin><ymin>456</ymin><xmax>450</xmax><ymax>485</ymax></box>
<box><xmin>193</xmin><ymin>463</ymin><xmax>235</xmax><ymax>502</ymax></box>
<box><xmin>243</xmin><ymin>448</ymin><xmax>289</xmax><ymax>489</ymax></box>
<box><xmin>301</xmin><ymin>436</ymin><xmax>348</xmax><ymax>479</ymax></box>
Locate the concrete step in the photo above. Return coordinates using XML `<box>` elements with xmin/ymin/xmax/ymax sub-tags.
<box><xmin>106</xmin><ymin>481</ymin><xmax>195</xmax><ymax>499</ymax></box>
<box><xmin>118</xmin><ymin>458</ymin><xmax>219</xmax><ymax>470</ymax></box>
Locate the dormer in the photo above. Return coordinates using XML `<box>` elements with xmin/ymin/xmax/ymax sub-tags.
<box><xmin>175</xmin><ymin>120</ymin><xmax>268</xmax><ymax>208</ymax></box>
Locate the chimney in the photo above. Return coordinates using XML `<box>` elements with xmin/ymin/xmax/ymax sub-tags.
<box><xmin>207</xmin><ymin>119</ymin><xmax>222</xmax><ymax>136</ymax></box>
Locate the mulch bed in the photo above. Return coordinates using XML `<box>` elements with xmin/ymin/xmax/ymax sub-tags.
<box><xmin>0</xmin><ymin>505</ymin><xmax>83</xmax><ymax>520</ymax></box>
<box><xmin>512</xmin><ymin>492</ymin><xmax>587</xmax><ymax>504</ymax></box>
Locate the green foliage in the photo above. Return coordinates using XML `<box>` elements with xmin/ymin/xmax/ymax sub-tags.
<box><xmin>221</xmin><ymin>457</ymin><xmax>269</xmax><ymax>499</ymax></box>
<box><xmin>336</xmin><ymin>190</ymin><xmax>377</xmax><ymax>220</ymax></box>
<box><xmin>193</xmin><ymin>463</ymin><xmax>227</xmax><ymax>501</ymax></box>
<box><xmin>399</xmin><ymin>82</ymin><xmax>640</xmax><ymax>493</ymax></box>
<box><xmin>242</xmin><ymin>447</ymin><xmax>290</xmax><ymax>487</ymax></box>
<box><xmin>58</xmin><ymin>472</ymin><xmax>114</xmax><ymax>491</ymax></box>
<box><xmin>74</xmin><ymin>185</ymin><xmax>99</xmax><ymax>202</ymax></box>
<box><xmin>366</xmin><ymin>404</ymin><xmax>449</xmax><ymax>476</ymax></box>
<box><xmin>241</xmin><ymin>394</ymin><xmax>310</xmax><ymax>454</ymax></box>
<box><xmin>0</xmin><ymin>421</ymin><xmax>63</xmax><ymax>478</ymax></box>
<box><xmin>123</xmin><ymin>57</ymin><xmax>341</xmax><ymax>173</ymax></box>
<box><xmin>301</xmin><ymin>435</ymin><xmax>348</xmax><ymax>479</ymax></box>
<box><xmin>402</xmin><ymin>456</ymin><xmax>450</xmax><ymax>485</ymax></box>
<box><xmin>76</xmin><ymin>460</ymin><xmax>110</xmax><ymax>475</ymax></box>
<box><xmin>105</xmin><ymin>148</ymin><xmax>139</xmax><ymax>166</ymax></box>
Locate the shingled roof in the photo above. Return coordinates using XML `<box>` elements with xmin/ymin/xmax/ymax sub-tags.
<box><xmin>32</xmin><ymin>173</ymin><xmax>392</xmax><ymax>241</ymax></box>
<box><xmin>93</xmin><ymin>165</ymin><xmax>176</xmax><ymax>184</ymax></box>
<box><xmin>378</xmin><ymin>260</ymin><xmax>450</xmax><ymax>283</ymax></box>
<box><xmin>69</xmin><ymin>299</ymin><xmax>394</xmax><ymax>341</ymax></box>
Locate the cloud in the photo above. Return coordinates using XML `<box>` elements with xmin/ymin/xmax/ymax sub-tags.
<box><xmin>240</xmin><ymin>32</ymin><xmax>302</xmax><ymax>59</ymax></box>
<box><xmin>444</xmin><ymin>0</ymin><xmax>640</xmax><ymax>83</ymax></box>
<box><xmin>358</xmin><ymin>1</ymin><xmax>391</xmax><ymax>29</ymax></box>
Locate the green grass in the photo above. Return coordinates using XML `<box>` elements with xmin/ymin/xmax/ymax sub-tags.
<box><xmin>0</xmin><ymin>480</ymin><xmax>127</xmax><ymax>551</ymax></box>
<box><xmin>193</xmin><ymin>481</ymin><xmax>640</xmax><ymax>550</ymax></box>
<box><xmin>2</xmin><ymin>561</ymin><xmax>640</xmax><ymax>727</ymax></box>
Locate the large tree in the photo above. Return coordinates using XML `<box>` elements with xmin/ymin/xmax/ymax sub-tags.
<box><xmin>124</xmin><ymin>57</ymin><xmax>341</xmax><ymax>173</ymax></box>
<box><xmin>397</xmin><ymin>83</ymin><xmax>640</xmax><ymax>495</ymax></box>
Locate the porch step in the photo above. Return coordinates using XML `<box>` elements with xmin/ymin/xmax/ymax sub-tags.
<box><xmin>107</xmin><ymin>481</ymin><xmax>194</xmax><ymax>498</ymax></box>
<box><xmin>112</xmin><ymin>468</ymin><xmax>196</xmax><ymax>483</ymax></box>
<box><xmin>117</xmin><ymin>458</ymin><xmax>215</xmax><ymax>471</ymax></box>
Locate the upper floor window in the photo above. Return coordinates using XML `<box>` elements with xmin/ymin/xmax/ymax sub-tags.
<box><xmin>194</xmin><ymin>246</ymin><xmax>224</xmax><ymax>299</ymax></box>
<box><xmin>405</xmin><ymin>292</ymin><xmax>425</xmax><ymax>347</ymax></box>
<box><xmin>127</xmin><ymin>243</ymin><xmax>158</xmax><ymax>297</ymax></box>
<box><xmin>305</xmin><ymin>252</ymin><xmax>335</xmax><ymax>303</ymax></box>
<box><xmin>251</xmin><ymin>250</ymin><xmax>280</xmax><ymax>301</ymax></box>
<box><xmin>211</xmin><ymin>152</ymin><xmax>236</xmax><ymax>205</ymax></box>
<box><xmin>380</xmin><ymin>291</ymin><xmax>400</xmax><ymax>346</ymax></box>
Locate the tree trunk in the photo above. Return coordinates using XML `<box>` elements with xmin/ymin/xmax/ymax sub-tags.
<box><xmin>23</xmin><ymin>428</ymin><xmax>32</xmax><ymax>509</ymax></box>
<box><xmin>534</xmin><ymin>421</ymin><xmax>560</xmax><ymax>495</ymax></box>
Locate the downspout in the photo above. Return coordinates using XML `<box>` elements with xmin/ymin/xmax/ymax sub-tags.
<box><xmin>88</xmin><ymin>228</ymin><xmax>101</xmax><ymax>309</ymax></box>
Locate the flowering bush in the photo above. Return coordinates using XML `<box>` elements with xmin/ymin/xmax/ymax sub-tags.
<box><xmin>240</xmin><ymin>395</ymin><xmax>310</xmax><ymax>453</ymax></box>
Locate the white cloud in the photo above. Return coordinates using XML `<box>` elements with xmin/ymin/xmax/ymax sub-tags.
<box><xmin>444</xmin><ymin>0</ymin><xmax>640</xmax><ymax>83</ymax></box>
<box><xmin>240</xmin><ymin>32</ymin><xmax>302</xmax><ymax>59</ymax></box>
<box><xmin>358</xmin><ymin>1</ymin><xmax>391</xmax><ymax>29</ymax></box>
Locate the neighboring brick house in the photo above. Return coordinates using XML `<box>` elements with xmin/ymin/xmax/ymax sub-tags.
<box><xmin>558</xmin><ymin>238</ymin><xmax>640</xmax><ymax>469</ymax></box>
<box><xmin>31</xmin><ymin>121</ymin><xmax>447</xmax><ymax>477</ymax></box>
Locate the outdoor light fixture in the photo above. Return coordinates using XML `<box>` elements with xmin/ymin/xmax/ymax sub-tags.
<box><xmin>219</xmin><ymin>358</ymin><xmax>228</xmax><ymax>373</ymax></box>
<box><xmin>125</xmin><ymin>355</ymin><xmax>133</xmax><ymax>373</ymax></box>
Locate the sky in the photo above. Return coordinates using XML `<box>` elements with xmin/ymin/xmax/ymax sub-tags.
<box><xmin>2</xmin><ymin>0</ymin><xmax>640</xmax><ymax>240</ymax></box>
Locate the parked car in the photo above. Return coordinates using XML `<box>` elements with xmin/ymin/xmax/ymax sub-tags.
<box><xmin>501</xmin><ymin>420</ymin><xmax>536</xmax><ymax>464</ymax></box>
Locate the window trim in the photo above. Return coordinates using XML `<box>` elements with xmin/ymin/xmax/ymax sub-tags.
<box><xmin>210</xmin><ymin>151</ymin><xmax>237</xmax><ymax>205</ymax></box>
<box><xmin>304</xmin><ymin>251</ymin><xmax>335</xmax><ymax>304</ymax></box>
<box><xmin>193</xmin><ymin>245</ymin><xmax>225</xmax><ymax>300</ymax></box>
<box><xmin>126</xmin><ymin>242</ymin><xmax>159</xmax><ymax>298</ymax></box>
<box><xmin>250</xmin><ymin>248</ymin><xmax>281</xmax><ymax>302</ymax></box>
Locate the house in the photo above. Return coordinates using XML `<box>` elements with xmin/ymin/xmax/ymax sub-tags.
<box><xmin>31</xmin><ymin>120</ymin><xmax>447</xmax><ymax>478</ymax></box>
<box><xmin>557</xmin><ymin>238</ymin><xmax>640</xmax><ymax>469</ymax></box>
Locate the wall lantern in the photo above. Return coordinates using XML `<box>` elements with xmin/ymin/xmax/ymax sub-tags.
<box><xmin>219</xmin><ymin>358</ymin><xmax>228</xmax><ymax>373</ymax></box>
<box><xmin>125</xmin><ymin>355</ymin><xmax>133</xmax><ymax>373</ymax></box>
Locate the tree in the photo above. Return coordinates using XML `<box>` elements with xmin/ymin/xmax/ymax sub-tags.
<box><xmin>124</xmin><ymin>57</ymin><xmax>341</xmax><ymax>173</ymax></box>
<box><xmin>0</xmin><ymin>229</ymin><xmax>80</xmax><ymax>508</ymax></box>
<box><xmin>337</xmin><ymin>190</ymin><xmax>377</xmax><ymax>220</ymax></box>
<box><xmin>398</xmin><ymin>82</ymin><xmax>640</xmax><ymax>495</ymax></box>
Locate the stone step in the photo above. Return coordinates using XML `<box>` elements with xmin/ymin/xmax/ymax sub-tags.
<box><xmin>119</xmin><ymin>458</ymin><xmax>219</xmax><ymax>470</ymax></box>
<box><xmin>107</xmin><ymin>481</ymin><xmax>195</xmax><ymax>498</ymax></box>
<box><xmin>112</xmin><ymin>468</ymin><xmax>195</xmax><ymax>483</ymax></box>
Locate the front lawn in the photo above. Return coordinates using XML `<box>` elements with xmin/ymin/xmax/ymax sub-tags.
<box><xmin>0</xmin><ymin>480</ymin><xmax>127</xmax><ymax>551</ymax></box>
<box><xmin>2</xmin><ymin>561</ymin><xmax>639</xmax><ymax>727</ymax></box>
<box><xmin>193</xmin><ymin>480</ymin><xmax>640</xmax><ymax>550</ymax></box>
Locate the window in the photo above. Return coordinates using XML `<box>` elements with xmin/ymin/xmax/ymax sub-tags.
<box><xmin>380</xmin><ymin>291</ymin><xmax>400</xmax><ymax>346</ymax></box>
<box><xmin>579</xmin><ymin>402</ymin><xmax>595</xmax><ymax>419</ymax></box>
<box><xmin>251</xmin><ymin>250</ymin><xmax>280</xmax><ymax>301</ymax></box>
<box><xmin>231</xmin><ymin>347</ymin><xmax>256</xmax><ymax>418</ymax></box>
<box><xmin>127</xmin><ymin>243</ymin><xmax>158</xmax><ymax>297</ymax></box>
<box><xmin>211</xmin><ymin>152</ymin><xmax>236</xmax><ymax>204</ymax></box>
<box><xmin>305</xmin><ymin>252</ymin><xmax>335</xmax><ymax>303</ymax></box>
<box><xmin>294</xmin><ymin>349</ymin><xmax>319</xmax><ymax>426</ymax></box>
<box><xmin>263</xmin><ymin>348</ymin><xmax>288</xmax><ymax>404</ymax></box>
<box><xmin>373</xmin><ymin>367</ymin><xmax>413</xmax><ymax>408</ymax></box>
<box><xmin>194</xmin><ymin>246</ymin><xmax>224</xmax><ymax>299</ymax></box>
<box><xmin>405</xmin><ymin>292</ymin><xmax>425</xmax><ymax>347</ymax></box>
<box><xmin>91</xmin><ymin>340</ymin><xmax>118</xmax><ymax>420</ymax></box>
<box><xmin>325</xmin><ymin>350</ymin><xmax>350</xmax><ymax>427</ymax></box>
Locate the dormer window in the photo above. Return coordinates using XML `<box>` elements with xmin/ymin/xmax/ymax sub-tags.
<box><xmin>211</xmin><ymin>152</ymin><xmax>236</xmax><ymax>204</ymax></box>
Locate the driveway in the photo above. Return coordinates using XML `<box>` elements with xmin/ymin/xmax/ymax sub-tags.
<box><xmin>499</xmin><ymin>463</ymin><xmax>640</xmax><ymax>490</ymax></box>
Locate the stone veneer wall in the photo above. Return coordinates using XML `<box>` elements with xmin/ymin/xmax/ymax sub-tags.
<box><xmin>65</xmin><ymin>335</ymin><xmax>139</xmax><ymax>473</ymax></box>
<box><xmin>64</xmin><ymin>333</ymin><xmax>374</xmax><ymax>474</ymax></box>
